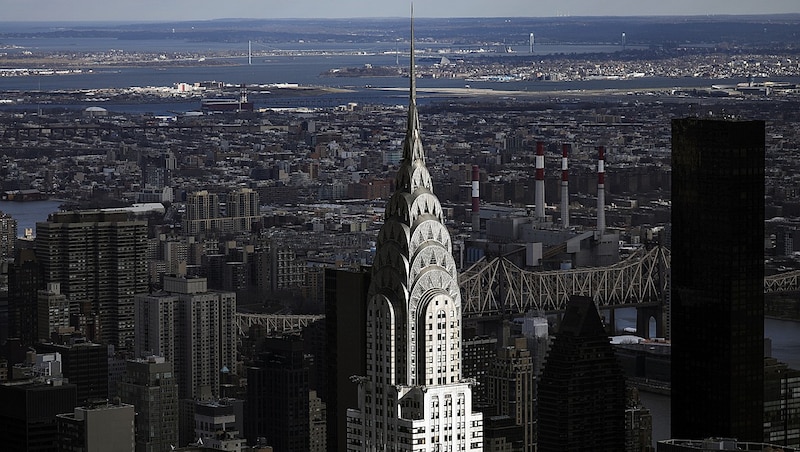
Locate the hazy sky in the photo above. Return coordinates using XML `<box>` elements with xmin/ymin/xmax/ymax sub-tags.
<box><xmin>2</xmin><ymin>0</ymin><xmax>799</xmax><ymax>22</ymax></box>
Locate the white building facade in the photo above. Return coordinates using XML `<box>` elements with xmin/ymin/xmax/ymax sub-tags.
<box><xmin>346</xmin><ymin>25</ymin><xmax>483</xmax><ymax>452</ymax></box>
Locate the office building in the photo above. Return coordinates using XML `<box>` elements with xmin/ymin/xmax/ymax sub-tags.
<box><xmin>7</xmin><ymin>248</ymin><xmax>41</xmax><ymax>346</ymax></box>
<box><xmin>487</xmin><ymin>337</ymin><xmax>535</xmax><ymax>452</ymax></box>
<box><xmin>462</xmin><ymin>333</ymin><xmax>498</xmax><ymax>407</ymax></box>
<box><xmin>0</xmin><ymin>379</ymin><xmax>77</xmax><ymax>451</ymax></box>
<box><xmin>345</xmin><ymin>27</ymin><xmax>483</xmax><ymax>451</ymax></box>
<box><xmin>36</xmin><ymin>341</ymin><xmax>109</xmax><ymax>406</ymax></box>
<box><xmin>671</xmin><ymin>118</ymin><xmax>765</xmax><ymax>441</ymax></box>
<box><xmin>537</xmin><ymin>296</ymin><xmax>626</xmax><ymax>452</ymax></box>
<box><xmin>246</xmin><ymin>335</ymin><xmax>309</xmax><ymax>452</ymax></box>
<box><xmin>324</xmin><ymin>267</ymin><xmax>369</xmax><ymax>452</ymax></box>
<box><xmin>57</xmin><ymin>400</ymin><xmax>135</xmax><ymax>452</ymax></box>
<box><xmin>117</xmin><ymin>356</ymin><xmax>179</xmax><ymax>452</ymax></box>
<box><xmin>36</xmin><ymin>210</ymin><xmax>148</xmax><ymax>349</ymax></box>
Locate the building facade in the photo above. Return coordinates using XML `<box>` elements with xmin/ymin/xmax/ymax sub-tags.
<box><xmin>0</xmin><ymin>379</ymin><xmax>77</xmax><ymax>451</ymax></box>
<box><xmin>537</xmin><ymin>296</ymin><xmax>626</xmax><ymax>452</ymax></box>
<box><xmin>487</xmin><ymin>338</ymin><xmax>535</xmax><ymax>452</ymax></box>
<box><xmin>35</xmin><ymin>341</ymin><xmax>109</xmax><ymax>407</ymax></box>
<box><xmin>35</xmin><ymin>211</ymin><xmax>148</xmax><ymax>349</ymax></box>
<box><xmin>116</xmin><ymin>356</ymin><xmax>179</xmax><ymax>452</ymax></box>
<box><xmin>246</xmin><ymin>335</ymin><xmax>310</xmax><ymax>452</ymax></box>
<box><xmin>57</xmin><ymin>400</ymin><xmax>135</xmax><ymax>452</ymax></box>
<box><xmin>0</xmin><ymin>210</ymin><xmax>16</xmax><ymax>261</ymax></box>
<box><xmin>134</xmin><ymin>276</ymin><xmax>236</xmax><ymax>402</ymax></box>
<box><xmin>670</xmin><ymin>118</ymin><xmax>765</xmax><ymax>441</ymax></box>
<box><xmin>37</xmin><ymin>283</ymin><xmax>71</xmax><ymax>342</ymax></box>
<box><xmin>763</xmin><ymin>357</ymin><xmax>800</xmax><ymax>448</ymax></box>
<box><xmin>345</xmin><ymin>29</ymin><xmax>483</xmax><ymax>451</ymax></box>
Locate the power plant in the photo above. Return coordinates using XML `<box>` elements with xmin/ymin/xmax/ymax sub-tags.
<box><xmin>465</xmin><ymin>141</ymin><xmax>619</xmax><ymax>271</ymax></box>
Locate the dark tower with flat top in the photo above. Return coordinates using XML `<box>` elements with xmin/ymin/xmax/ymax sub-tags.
<box><xmin>670</xmin><ymin>117</ymin><xmax>765</xmax><ymax>442</ymax></box>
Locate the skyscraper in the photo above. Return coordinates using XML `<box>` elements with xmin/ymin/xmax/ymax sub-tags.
<box><xmin>345</xmin><ymin>20</ymin><xmax>483</xmax><ymax>451</ymax></box>
<box><xmin>537</xmin><ymin>296</ymin><xmax>625</xmax><ymax>452</ymax></box>
<box><xmin>225</xmin><ymin>187</ymin><xmax>261</xmax><ymax>232</ymax></box>
<box><xmin>670</xmin><ymin>118</ymin><xmax>765</xmax><ymax>441</ymax></box>
<box><xmin>35</xmin><ymin>211</ymin><xmax>148</xmax><ymax>349</ymax></box>
<box><xmin>324</xmin><ymin>267</ymin><xmax>369</xmax><ymax>452</ymax></box>
<box><xmin>246</xmin><ymin>335</ymin><xmax>310</xmax><ymax>452</ymax></box>
<box><xmin>133</xmin><ymin>275</ymin><xmax>237</xmax><ymax>444</ymax></box>
<box><xmin>116</xmin><ymin>356</ymin><xmax>179</xmax><ymax>452</ymax></box>
<box><xmin>8</xmin><ymin>248</ymin><xmax>41</xmax><ymax>346</ymax></box>
<box><xmin>134</xmin><ymin>276</ymin><xmax>236</xmax><ymax>401</ymax></box>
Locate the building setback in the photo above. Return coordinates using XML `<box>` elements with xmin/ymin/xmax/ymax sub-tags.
<box><xmin>345</xmin><ymin>22</ymin><xmax>483</xmax><ymax>451</ymax></box>
<box><xmin>670</xmin><ymin>118</ymin><xmax>765</xmax><ymax>441</ymax></box>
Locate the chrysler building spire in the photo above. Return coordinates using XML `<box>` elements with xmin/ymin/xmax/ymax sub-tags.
<box><xmin>346</xmin><ymin>9</ymin><xmax>483</xmax><ymax>452</ymax></box>
<box><xmin>396</xmin><ymin>7</ymin><xmax>431</xmax><ymax>195</ymax></box>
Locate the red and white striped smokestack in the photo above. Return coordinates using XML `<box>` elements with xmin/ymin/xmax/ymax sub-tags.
<box><xmin>471</xmin><ymin>164</ymin><xmax>480</xmax><ymax>233</ymax></box>
<box><xmin>535</xmin><ymin>141</ymin><xmax>546</xmax><ymax>220</ymax></box>
<box><xmin>561</xmin><ymin>143</ymin><xmax>570</xmax><ymax>229</ymax></box>
<box><xmin>597</xmin><ymin>145</ymin><xmax>606</xmax><ymax>233</ymax></box>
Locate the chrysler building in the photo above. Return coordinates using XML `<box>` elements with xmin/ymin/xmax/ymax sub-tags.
<box><xmin>346</xmin><ymin>17</ymin><xmax>484</xmax><ymax>452</ymax></box>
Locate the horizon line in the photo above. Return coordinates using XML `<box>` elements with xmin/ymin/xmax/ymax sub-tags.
<box><xmin>2</xmin><ymin>13</ymin><xmax>800</xmax><ymax>24</ymax></box>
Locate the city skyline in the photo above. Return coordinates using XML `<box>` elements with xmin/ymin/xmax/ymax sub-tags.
<box><xmin>1</xmin><ymin>0</ymin><xmax>800</xmax><ymax>22</ymax></box>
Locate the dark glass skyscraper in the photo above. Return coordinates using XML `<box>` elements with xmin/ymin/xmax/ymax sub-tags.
<box><xmin>537</xmin><ymin>296</ymin><xmax>625</xmax><ymax>452</ymax></box>
<box><xmin>246</xmin><ymin>335</ymin><xmax>309</xmax><ymax>452</ymax></box>
<box><xmin>671</xmin><ymin>117</ymin><xmax>765</xmax><ymax>441</ymax></box>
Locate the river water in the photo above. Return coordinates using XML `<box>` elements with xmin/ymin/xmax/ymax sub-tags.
<box><xmin>4</xmin><ymin>35</ymin><xmax>797</xmax><ymax>114</ymax></box>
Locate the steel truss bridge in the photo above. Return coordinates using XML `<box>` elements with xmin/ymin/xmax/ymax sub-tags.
<box><xmin>460</xmin><ymin>246</ymin><xmax>800</xmax><ymax>318</ymax></box>
<box><xmin>460</xmin><ymin>246</ymin><xmax>671</xmax><ymax>317</ymax></box>
<box><xmin>234</xmin><ymin>248</ymin><xmax>800</xmax><ymax>334</ymax></box>
<box><xmin>235</xmin><ymin>313</ymin><xmax>324</xmax><ymax>337</ymax></box>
